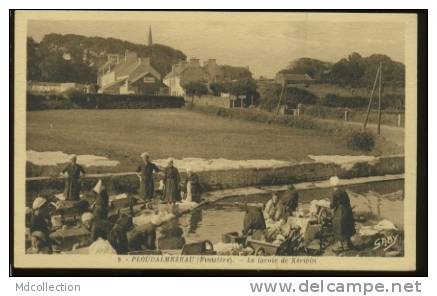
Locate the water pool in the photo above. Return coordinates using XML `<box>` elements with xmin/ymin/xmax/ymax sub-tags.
<box><xmin>160</xmin><ymin>179</ymin><xmax>404</xmax><ymax>244</ymax></box>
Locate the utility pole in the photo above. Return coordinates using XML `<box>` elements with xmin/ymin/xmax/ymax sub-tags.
<box><xmin>377</xmin><ymin>62</ymin><xmax>383</xmax><ymax>135</ymax></box>
<box><xmin>276</xmin><ymin>80</ymin><xmax>286</xmax><ymax>115</ymax></box>
<box><xmin>363</xmin><ymin>64</ymin><xmax>381</xmax><ymax>130</ymax></box>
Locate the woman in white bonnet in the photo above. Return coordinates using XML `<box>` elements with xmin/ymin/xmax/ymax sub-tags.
<box><xmin>162</xmin><ymin>159</ymin><xmax>181</xmax><ymax>205</ymax></box>
<box><xmin>183</xmin><ymin>168</ymin><xmax>202</xmax><ymax>203</ymax></box>
<box><xmin>92</xmin><ymin>179</ymin><xmax>109</xmax><ymax>219</ymax></box>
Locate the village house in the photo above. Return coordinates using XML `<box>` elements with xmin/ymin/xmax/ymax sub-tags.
<box><xmin>164</xmin><ymin>58</ymin><xmax>252</xmax><ymax>96</ymax></box>
<box><xmin>97</xmin><ymin>51</ymin><xmax>165</xmax><ymax>95</ymax></box>
<box><xmin>256</xmin><ymin>76</ymin><xmax>276</xmax><ymax>93</ymax></box>
<box><xmin>96</xmin><ymin>26</ymin><xmax>167</xmax><ymax>95</ymax></box>
<box><xmin>203</xmin><ymin>59</ymin><xmax>224</xmax><ymax>83</ymax></box>
<box><xmin>275</xmin><ymin>72</ymin><xmax>313</xmax><ymax>85</ymax></box>
<box><xmin>163</xmin><ymin>58</ymin><xmax>208</xmax><ymax>96</ymax></box>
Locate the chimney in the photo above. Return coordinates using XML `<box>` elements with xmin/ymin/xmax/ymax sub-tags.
<box><xmin>190</xmin><ymin>57</ymin><xmax>200</xmax><ymax>66</ymax></box>
<box><xmin>204</xmin><ymin>59</ymin><xmax>216</xmax><ymax>67</ymax></box>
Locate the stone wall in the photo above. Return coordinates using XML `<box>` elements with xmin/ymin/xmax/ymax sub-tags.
<box><xmin>25</xmin><ymin>155</ymin><xmax>404</xmax><ymax>205</ymax></box>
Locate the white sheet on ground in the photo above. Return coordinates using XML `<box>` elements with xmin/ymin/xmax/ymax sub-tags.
<box><xmin>27</xmin><ymin>150</ymin><xmax>120</xmax><ymax>167</ymax></box>
<box><xmin>308</xmin><ymin>155</ymin><xmax>377</xmax><ymax>170</ymax></box>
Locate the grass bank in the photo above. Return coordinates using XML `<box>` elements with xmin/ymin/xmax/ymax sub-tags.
<box><xmin>26</xmin><ymin>109</ymin><xmax>379</xmax><ymax>177</ymax></box>
<box><xmin>185</xmin><ymin>104</ymin><xmax>402</xmax><ymax>153</ymax></box>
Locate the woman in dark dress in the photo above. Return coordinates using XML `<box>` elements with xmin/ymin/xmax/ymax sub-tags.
<box><xmin>62</xmin><ymin>155</ymin><xmax>85</xmax><ymax>201</ymax></box>
<box><xmin>163</xmin><ymin>159</ymin><xmax>181</xmax><ymax>205</ymax></box>
<box><xmin>330</xmin><ymin>177</ymin><xmax>355</xmax><ymax>252</ymax></box>
<box><xmin>136</xmin><ymin>152</ymin><xmax>160</xmax><ymax>202</ymax></box>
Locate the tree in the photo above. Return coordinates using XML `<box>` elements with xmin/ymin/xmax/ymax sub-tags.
<box><xmin>284</xmin><ymin>57</ymin><xmax>332</xmax><ymax>79</ymax></box>
<box><xmin>329</xmin><ymin>52</ymin><xmax>365</xmax><ymax>87</ymax></box>
<box><xmin>257</xmin><ymin>83</ymin><xmax>317</xmax><ymax>110</ymax></box>
<box><xmin>227</xmin><ymin>78</ymin><xmax>259</xmax><ymax>106</ymax></box>
<box><xmin>182</xmin><ymin>81</ymin><xmax>209</xmax><ymax>97</ymax></box>
<box><xmin>221</xmin><ymin>65</ymin><xmax>252</xmax><ymax>81</ymax></box>
<box><xmin>228</xmin><ymin>78</ymin><xmax>257</xmax><ymax>96</ymax></box>
<box><xmin>209</xmin><ymin>82</ymin><xmax>226</xmax><ymax>96</ymax></box>
<box><xmin>258</xmin><ymin>83</ymin><xmax>282</xmax><ymax>110</ymax></box>
<box><xmin>28</xmin><ymin>33</ymin><xmax>188</xmax><ymax>84</ymax></box>
<box><xmin>277</xmin><ymin>52</ymin><xmax>405</xmax><ymax>88</ymax></box>
<box><xmin>361</xmin><ymin>54</ymin><xmax>405</xmax><ymax>87</ymax></box>
<box><xmin>27</xmin><ymin>37</ymin><xmax>41</xmax><ymax>81</ymax></box>
<box><xmin>329</xmin><ymin>52</ymin><xmax>404</xmax><ymax>88</ymax></box>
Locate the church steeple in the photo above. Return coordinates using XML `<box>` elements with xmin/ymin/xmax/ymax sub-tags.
<box><xmin>148</xmin><ymin>25</ymin><xmax>153</xmax><ymax>47</ymax></box>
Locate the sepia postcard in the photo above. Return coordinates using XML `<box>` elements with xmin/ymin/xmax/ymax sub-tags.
<box><xmin>13</xmin><ymin>10</ymin><xmax>420</xmax><ymax>271</ymax></box>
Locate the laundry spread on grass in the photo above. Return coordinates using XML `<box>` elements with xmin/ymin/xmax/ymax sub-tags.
<box><xmin>307</xmin><ymin>155</ymin><xmax>378</xmax><ymax>169</ymax></box>
<box><xmin>153</xmin><ymin>157</ymin><xmax>295</xmax><ymax>172</ymax></box>
<box><xmin>27</xmin><ymin>150</ymin><xmax>120</xmax><ymax>167</ymax></box>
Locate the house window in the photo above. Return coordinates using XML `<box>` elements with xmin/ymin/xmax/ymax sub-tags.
<box><xmin>143</xmin><ymin>76</ymin><xmax>155</xmax><ymax>83</ymax></box>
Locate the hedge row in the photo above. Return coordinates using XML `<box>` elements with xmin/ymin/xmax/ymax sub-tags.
<box><xmin>185</xmin><ymin>103</ymin><xmax>348</xmax><ymax>134</ymax></box>
<box><xmin>319</xmin><ymin>93</ymin><xmax>404</xmax><ymax>110</ymax></box>
<box><xmin>302</xmin><ymin>104</ymin><xmax>404</xmax><ymax>127</ymax></box>
<box><xmin>27</xmin><ymin>93</ymin><xmax>185</xmax><ymax>111</ymax></box>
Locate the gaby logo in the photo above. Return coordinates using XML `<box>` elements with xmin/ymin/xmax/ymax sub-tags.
<box><xmin>373</xmin><ymin>232</ymin><xmax>399</xmax><ymax>251</ymax></box>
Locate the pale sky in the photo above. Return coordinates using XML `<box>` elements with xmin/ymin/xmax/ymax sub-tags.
<box><xmin>27</xmin><ymin>12</ymin><xmax>406</xmax><ymax>78</ymax></box>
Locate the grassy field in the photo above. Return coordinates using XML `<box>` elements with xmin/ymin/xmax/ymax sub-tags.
<box><xmin>27</xmin><ymin>109</ymin><xmax>378</xmax><ymax>175</ymax></box>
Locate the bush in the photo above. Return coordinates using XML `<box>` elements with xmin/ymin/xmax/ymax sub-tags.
<box><xmin>26</xmin><ymin>94</ymin><xmax>76</xmax><ymax>110</ymax></box>
<box><xmin>209</xmin><ymin>82</ymin><xmax>226</xmax><ymax>96</ymax></box>
<box><xmin>285</xmin><ymin>87</ymin><xmax>318</xmax><ymax>107</ymax></box>
<box><xmin>381</xmin><ymin>94</ymin><xmax>404</xmax><ymax>110</ymax></box>
<box><xmin>344</xmin><ymin>130</ymin><xmax>376</xmax><ymax>151</ymax></box>
<box><xmin>319</xmin><ymin>93</ymin><xmax>405</xmax><ymax>110</ymax></box>
<box><xmin>320</xmin><ymin>93</ymin><xmax>368</xmax><ymax>108</ymax></box>
<box><xmin>258</xmin><ymin>85</ymin><xmax>317</xmax><ymax>110</ymax></box>
<box><xmin>182</xmin><ymin>81</ymin><xmax>209</xmax><ymax>97</ymax></box>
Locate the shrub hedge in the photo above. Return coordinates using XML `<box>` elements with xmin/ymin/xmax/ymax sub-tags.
<box><xmin>302</xmin><ymin>104</ymin><xmax>404</xmax><ymax>127</ymax></box>
<box><xmin>258</xmin><ymin>86</ymin><xmax>318</xmax><ymax>111</ymax></box>
<box><xmin>319</xmin><ymin>93</ymin><xmax>404</xmax><ymax>110</ymax></box>
<box><xmin>185</xmin><ymin>103</ymin><xmax>346</xmax><ymax>134</ymax></box>
<box><xmin>344</xmin><ymin>130</ymin><xmax>376</xmax><ymax>151</ymax></box>
<box><xmin>27</xmin><ymin>92</ymin><xmax>185</xmax><ymax>111</ymax></box>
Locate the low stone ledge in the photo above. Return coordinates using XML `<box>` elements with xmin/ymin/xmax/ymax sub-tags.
<box><xmin>25</xmin><ymin>155</ymin><xmax>404</xmax><ymax>205</ymax></box>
